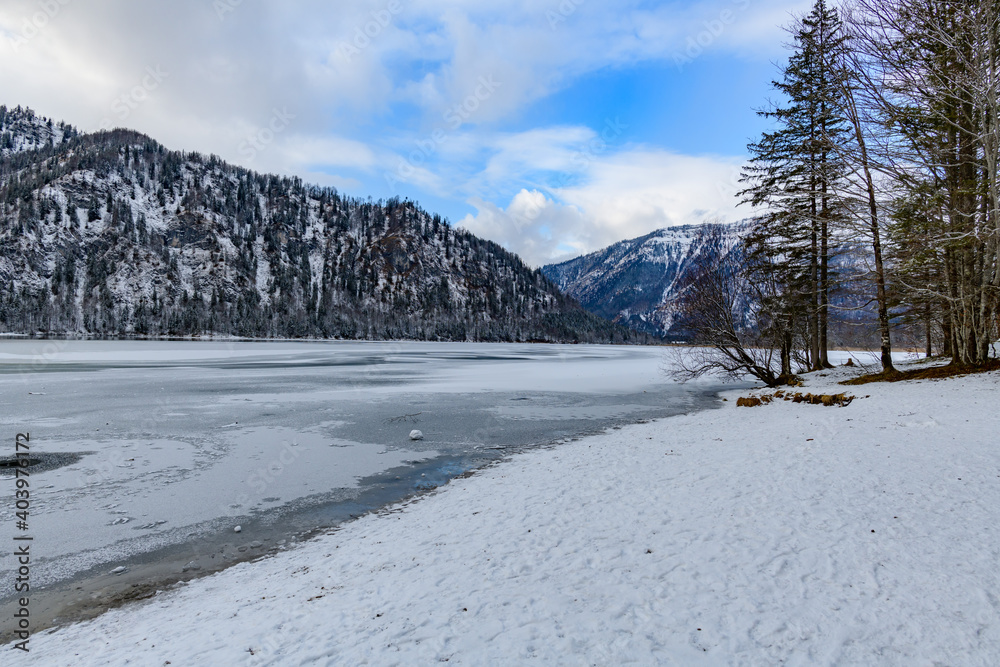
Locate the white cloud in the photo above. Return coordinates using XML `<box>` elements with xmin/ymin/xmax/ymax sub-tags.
<box><xmin>459</xmin><ymin>148</ymin><xmax>746</xmax><ymax>267</ymax></box>
<box><xmin>272</xmin><ymin>135</ymin><xmax>378</xmax><ymax>172</ymax></box>
<box><xmin>458</xmin><ymin>189</ymin><xmax>589</xmax><ymax>268</ymax></box>
<box><xmin>0</xmin><ymin>0</ymin><xmax>793</xmax><ymax>265</ymax></box>
<box><xmin>0</xmin><ymin>0</ymin><xmax>798</xmax><ymax>146</ymax></box>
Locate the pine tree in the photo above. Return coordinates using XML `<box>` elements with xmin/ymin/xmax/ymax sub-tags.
<box><xmin>740</xmin><ymin>0</ymin><xmax>850</xmax><ymax>372</ymax></box>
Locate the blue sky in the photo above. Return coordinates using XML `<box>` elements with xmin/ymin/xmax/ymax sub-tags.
<box><xmin>0</xmin><ymin>0</ymin><xmax>810</xmax><ymax>266</ymax></box>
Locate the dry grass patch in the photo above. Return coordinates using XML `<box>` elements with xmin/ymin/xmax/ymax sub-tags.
<box><xmin>736</xmin><ymin>391</ymin><xmax>855</xmax><ymax>407</ymax></box>
<box><xmin>841</xmin><ymin>359</ymin><xmax>1000</xmax><ymax>385</ymax></box>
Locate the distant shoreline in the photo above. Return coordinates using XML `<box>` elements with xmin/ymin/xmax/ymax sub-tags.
<box><xmin>0</xmin><ymin>333</ymin><xmax>661</xmax><ymax>345</ymax></box>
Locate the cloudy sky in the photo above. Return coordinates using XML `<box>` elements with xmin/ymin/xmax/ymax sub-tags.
<box><xmin>0</xmin><ymin>0</ymin><xmax>809</xmax><ymax>267</ymax></box>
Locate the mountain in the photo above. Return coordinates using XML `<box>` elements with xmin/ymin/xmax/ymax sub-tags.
<box><xmin>0</xmin><ymin>105</ymin><xmax>643</xmax><ymax>343</ymax></box>
<box><xmin>542</xmin><ymin>222</ymin><xmax>748</xmax><ymax>338</ymax></box>
<box><xmin>0</xmin><ymin>105</ymin><xmax>79</xmax><ymax>157</ymax></box>
<box><xmin>543</xmin><ymin>221</ymin><xmax>889</xmax><ymax>345</ymax></box>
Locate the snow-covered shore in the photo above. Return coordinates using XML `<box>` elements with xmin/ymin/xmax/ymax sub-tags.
<box><xmin>9</xmin><ymin>362</ymin><xmax>1000</xmax><ymax>665</ymax></box>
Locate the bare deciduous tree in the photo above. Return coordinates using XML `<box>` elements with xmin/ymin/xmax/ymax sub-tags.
<box><xmin>848</xmin><ymin>0</ymin><xmax>1000</xmax><ymax>365</ymax></box>
<box><xmin>667</xmin><ymin>225</ymin><xmax>796</xmax><ymax>387</ymax></box>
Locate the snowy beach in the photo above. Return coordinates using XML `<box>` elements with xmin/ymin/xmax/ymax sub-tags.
<box><xmin>7</xmin><ymin>357</ymin><xmax>1000</xmax><ymax>665</ymax></box>
<box><xmin>0</xmin><ymin>341</ymin><xmax>718</xmax><ymax>644</ymax></box>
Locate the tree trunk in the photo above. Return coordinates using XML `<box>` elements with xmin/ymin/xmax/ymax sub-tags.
<box><xmin>810</xmin><ymin>191</ymin><xmax>821</xmax><ymax>370</ymax></box>
<box><xmin>782</xmin><ymin>328</ymin><xmax>794</xmax><ymax>378</ymax></box>
<box><xmin>925</xmin><ymin>302</ymin><xmax>933</xmax><ymax>358</ymax></box>
<box><xmin>841</xmin><ymin>81</ymin><xmax>895</xmax><ymax>372</ymax></box>
<box><xmin>820</xmin><ymin>193</ymin><xmax>831</xmax><ymax>368</ymax></box>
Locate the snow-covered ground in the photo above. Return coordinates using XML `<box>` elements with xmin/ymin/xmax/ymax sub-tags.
<box><xmin>8</xmin><ymin>357</ymin><xmax>1000</xmax><ymax>665</ymax></box>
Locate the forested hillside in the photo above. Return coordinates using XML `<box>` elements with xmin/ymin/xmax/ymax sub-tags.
<box><xmin>0</xmin><ymin>105</ymin><xmax>79</xmax><ymax>157</ymax></box>
<box><xmin>0</xmin><ymin>105</ymin><xmax>639</xmax><ymax>343</ymax></box>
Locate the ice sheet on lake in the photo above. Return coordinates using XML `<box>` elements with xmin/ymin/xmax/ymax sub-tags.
<box><xmin>0</xmin><ymin>341</ymin><xmax>717</xmax><ymax>590</ymax></box>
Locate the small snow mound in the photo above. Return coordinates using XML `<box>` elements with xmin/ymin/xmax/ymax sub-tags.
<box><xmin>409</xmin><ymin>430</ymin><xmax>424</xmax><ymax>441</ymax></box>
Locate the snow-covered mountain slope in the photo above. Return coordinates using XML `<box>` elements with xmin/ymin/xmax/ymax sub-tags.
<box><xmin>542</xmin><ymin>222</ymin><xmax>749</xmax><ymax>338</ymax></box>
<box><xmin>543</xmin><ymin>221</ymin><xmax>885</xmax><ymax>342</ymax></box>
<box><xmin>0</xmin><ymin>105</ymin><xmax>79</xmax><ymax>157</ymax></box>
<box><xmin>0</xmin><ymin>107</ymin><xmax>640</xmax><ymax>343</ymax></box>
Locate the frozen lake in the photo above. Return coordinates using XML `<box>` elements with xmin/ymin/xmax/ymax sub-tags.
<box><xmin>0</xmin><ymin>340</ymin><xmax>723</xmax><ymax>629</ymax></box>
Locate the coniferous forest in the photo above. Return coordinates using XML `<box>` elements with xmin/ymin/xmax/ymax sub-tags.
<box><xmin>0</xmin><ymin>106</ymin><xmax>642</xmax><ymax>343</ymax></box>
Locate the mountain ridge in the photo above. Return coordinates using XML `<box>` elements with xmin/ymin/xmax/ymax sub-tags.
<box><xmin>0</xmin><ymin>105</ymin><xmax>644</xmax><ymax>344</ymax></box>
<box><xmin>542</xmin><ymin>222</ymin><xmax>749</xmax><ymax>338</ymax></box>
